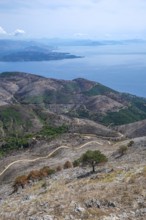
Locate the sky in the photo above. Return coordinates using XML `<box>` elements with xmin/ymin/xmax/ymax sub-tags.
<box><xmin>0</xmin><ymin>0</ymin><xmax>146</xmax><ymax>39</ymax></box>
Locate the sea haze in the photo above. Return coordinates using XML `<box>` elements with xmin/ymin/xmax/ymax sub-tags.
<box><xmin>0</xmin><ymin>43</ymin><xmax>146</xmax><ymax>98</ymax></box>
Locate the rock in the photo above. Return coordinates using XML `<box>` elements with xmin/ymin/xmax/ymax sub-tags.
<box><xmin>136</xmin><ymin>208</ymin><xmax>146</xmax><ymax>217</ymax></box>
<box><xmin>22</xmin><ymin>195</ymin><xmax>30</xmax><ymax>201</ymax></box>
<box><xmin>74</xmin><ymin>203</ymin><xmax>85</xmax><ymax>213</ymax></box>
<box><xmin>65</xmin><ymin>215</ymin><xmax>74</xmax><ymax>220</ymax></box>
<box><xmin>85</xmin><ymin>199</ymin><xmax>100</xmax><ymax>208</ymax></box>
<box><xmin>85</xmin><ymin>199</ymin><xmax>116</xmax><ymax>209</ymax></box>
<box><xmin>103</xmin><ymin>215</ymin><xmax>119</xmax><ymax>220</ymax></box>
<box><xmin>103</xmin><ymin>200</ymin><xmax>116</xmax><ymax>208</ymax></box>
<box><xmin>28</xmin><ymin>216</ymin><xmax>54</xmax><ymax>220</ymax></box>
<box><xmin>28</xmin><ymin>217</ymin><xmax>39</xmax><ymax>220</ymax></box>
<box><xmin>43</xmin><ymin>215</ymin><xmax>54</xmax><ymax>220</ymax></box>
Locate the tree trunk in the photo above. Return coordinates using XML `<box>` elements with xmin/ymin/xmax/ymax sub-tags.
<box><xmin>92</xmin><ymin>164</ymin><xmax>95</xmax><ymax>173</ymax></box>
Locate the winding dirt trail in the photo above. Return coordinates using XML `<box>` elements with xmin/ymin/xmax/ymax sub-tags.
<box><xmin>0</xmin><ymin>141</ymin><xmax>103</xmax><ymax>177</ymax></box>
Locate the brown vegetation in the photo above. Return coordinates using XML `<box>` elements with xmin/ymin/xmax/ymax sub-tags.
<box><xmin>56</xmin><ymin>165</ymin><xmax>62</xmax><ymax>172</ymax></box>
<box><xmin>12</xmin><ymin>175</ymin><xmax>29</xmax><ymax>193</ymax></box>
<box><xmin>63</xmin><ymin>160</ymin><xmax>73</xmax><ymax>169</ymax></box>
<box><xmin>13</xmin><ymin>166</ymin><xmax>55</xmax><ymax>192</ymax></box>
<box><xmin>40</xmin><ymin>166</ymin><xmax>50</xmax><ymax>177</ymax></box>
<box><xmin>27</xmin><ymin>170</ymin><xmax>43</xmax><ymax>181</ymax></box>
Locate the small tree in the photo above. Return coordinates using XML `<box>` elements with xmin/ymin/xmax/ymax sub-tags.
<box><xmin>80</xmin><ymin>150</ymin><xmax>108</xmax><ymax>173</ymax></box>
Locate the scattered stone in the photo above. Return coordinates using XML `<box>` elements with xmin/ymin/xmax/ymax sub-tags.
<box><xmin>85</xmin><ymin>198</ymin><xmax>101</xmax><ymax>208</ymax></box>
<box><xmin>97</xmin><ymin>168</ymin><xmax>114</xmax><ymax>173</ymax></box>
<box><xmin>22</xmin><ymin>195</ymin><xmax>31</xmax><ymax>201</ymax></box>
<box><xmin>43</xmin><ymin>215</ymin><xmax>54</xmax><ymax>220</ymax></box>
<box><xmin>74</xmin><ymin>203</ymin><xmax>85</xmax><ymax>213</ymax></box>
<box><xmin>85</xmin><ymin>199</ymin><xmax>116</xmax><ymax>209</ymax></box>
<box><xmin>65</xmin><ymin>215</ymin><xmax>74</xmax><ymax>220</ymax></box>
<box><xmin>136</xmin><ymin>208</ymin><xmax>146</xmax><ymax>217</ymax></box>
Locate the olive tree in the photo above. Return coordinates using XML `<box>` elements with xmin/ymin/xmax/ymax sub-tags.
<box><xmin>80</xmin><ymin>150</ymin><xmax>108</xmax><ymax>172</ymax></box>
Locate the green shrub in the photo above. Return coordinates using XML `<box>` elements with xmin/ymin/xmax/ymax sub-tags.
<box><xmin>73</xmin><ymin>159</ymin><xmax>81</xmax><ymax>167</ymax></box>
<box><xmin>127</xmin><ymin>140</ymin><xmax>134</xmax><ymax>147</ymax></box>
<box><xmin>118</xmin><ymin>145</ymin><xmax>128</xmax><ymax>155</ymax></box>
<box><xmin>47</xmin><ymin>168</ymin><xmax>56</xmax><ymax>175</ymax></box>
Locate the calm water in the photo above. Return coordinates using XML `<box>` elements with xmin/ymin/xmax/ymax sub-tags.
<box><xmin>0</xmin><ymin>44</ymin><xmax>146</xmax><ymax>97</ymax></box>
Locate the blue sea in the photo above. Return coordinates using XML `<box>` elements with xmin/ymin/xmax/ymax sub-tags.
<box><xmin>0</xmin><ymin>44</ymin><xmax>146</xmax><ymax>97</ymax></box>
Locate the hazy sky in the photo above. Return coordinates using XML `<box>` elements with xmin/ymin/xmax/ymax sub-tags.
<box><xmin>0</xmin><ymin>0</ymin><xmax>146</xmax><ymax>39</ymax></box>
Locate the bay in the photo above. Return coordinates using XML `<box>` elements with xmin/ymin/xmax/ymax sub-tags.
<box><xmin>0</xmin><ymin>44</ymin><xmax>146</xmax><ymax>97</ymax></box>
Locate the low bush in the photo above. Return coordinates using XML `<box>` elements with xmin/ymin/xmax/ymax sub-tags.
<box><xmin>127</xmin><ymin>140</ymin><xmax>134</xmax><ymax>147</ymax></box>
<box><xmin>13</xmin><ymin>175</ymin><xmax>28</xmax><ymax>191</ymax></box>
<box><xmin>13</xmin><ymin>166</ymin><xmax>56</xmax><ymax>192</ymax></box>
<box><xmin>118</xmin><ymin>145</ymin><xmax>128</xmax><ymax>155</ymax></box>
<box><xmin>56</xmin><ymin>165</ymin><xmax>62</xmax><ymax>172</ymax></box>
<box><xmin>73</xmin><ymin>159</ymin><xmax>81</xmax><ymax>167</ymax></box>
<box><xmin>64</xmin><ymin>160</ymin><xmax>73</xmax><ymax>169</ymax></box>
<box><xmin>40</xmin><ymin>166</ymin><xmax>50</xmax><ymax>177</ymax></box>
<box><xmin>47</xmin><ymin>168</ymin><xmax>55</xmax><ymax>175</ymax></box>
<box><xmin>27</xmin><ymin>170</ymin><xmax>42</xmax><ymax>181</ymax></box>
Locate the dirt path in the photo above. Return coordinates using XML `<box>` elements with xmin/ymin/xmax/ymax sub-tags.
<box><xmin>0</xmin><ymin>140</ymin><xmax>103</xmax><ymax>177</ymax></box>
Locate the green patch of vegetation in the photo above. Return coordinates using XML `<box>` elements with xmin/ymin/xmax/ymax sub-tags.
<box><xmin>77</xmin><ymin>107</ymin><xmax>90</xmax><ymax>118</ymax></box>
<box><xmin>0</xmin><ymin>107</ymin><xmax>22</xmax><ymax>125</ymax></box>
<box><xmin>0</xmin><ymin>106</ymin><xmax>33</xmax><ymax>136</ymax></box>
<box><xmin>24</xmin><ymin>95</ymin><xmax>45</xmax><ymax>104</ymax></box>
<box><xmin>0</xmin><ymin>124</ymin><xmax>68</xmax><ymax>156</ymax></box>
<box><xmin>63</xmin><ymin>81</ymin><xmax>79</xmax><ymax>93</ymax></box>
<box><xmin>100</xmin><ymin>105</ymin><xmax>146</xmax><ymax>125</ymax></box>
<box><xmin>0</xmin><ymin>72</ymin><xmax>21</xmax><ymax>77</ymax></box>
<box><xmin>84</xmin><ymin>84</ymin><xmax>116</xmax><ymax>96</ymax></box>
<box><xmin>0</xmin><ymin>136</ymin><xmax>31</xmax><ymax>155</ymax></box>
<box><xmin>24</xmin><ymin>88</ymin><xmax>75</xmax><ymax>104</ymax></box>
<box><xmin>38</xmin><ymin>124</ymin><xmax>68</xmax><ymax>137</ymax></box>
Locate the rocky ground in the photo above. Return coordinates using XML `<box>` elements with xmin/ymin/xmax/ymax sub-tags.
<box><xmin>0</xmin><ymin>135</ymin><xmax>146</xmax><ymax>220</ymax></box>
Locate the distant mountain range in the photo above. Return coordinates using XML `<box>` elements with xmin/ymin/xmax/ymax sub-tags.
<box><xmin>0</xmin><ymin>39</ymin><xmax>81</xmax><ymax>61</ymax></box>
<box><xmin>38</xmin><ymin>38</ymin><xmax>146</xmax><ymax>46</ymax></box>
<box><xmin>0</xmin><ymin>38</ymin><xmax>145</xmax><ymax>61</ymax></box>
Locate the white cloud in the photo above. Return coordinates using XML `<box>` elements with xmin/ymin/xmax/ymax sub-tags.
<box><xmin>0</xmin><ymin>0</ymin><xmax>146</xmax><ymax>39</ymax></box>
<box><xmin>13</xmin><ymin>29</ymin><xmax>25</xmax><ymax>36</ymax></box>
<box><xmin>74</xmin><ymin>33</ymin><xmax>88</xmax><ymax>38</ymax></box>
<box><xmin>0</xmin><ymin>26</ymin><xmax>7</xmax><ymax>35</ymax></box>
<box><xmin>0</xmin><ymin>26</ymin><xmax>26</xmax><ymax>37</ymax></box>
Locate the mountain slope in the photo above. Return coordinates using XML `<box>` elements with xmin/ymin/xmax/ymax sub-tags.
<box><xmin>117</xmin><ymin>119</ymin><xmax>146</xmax><ymax>138</ymax></box>
<box><xmin>1</xmin><ymin>72</ymin><xmax>146</xmax><ymax>220</ymax></box>
<box><xmin>1</xmin><ymin>72</ymin><xmax>146</xmax><ymax>127</ymax></box>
